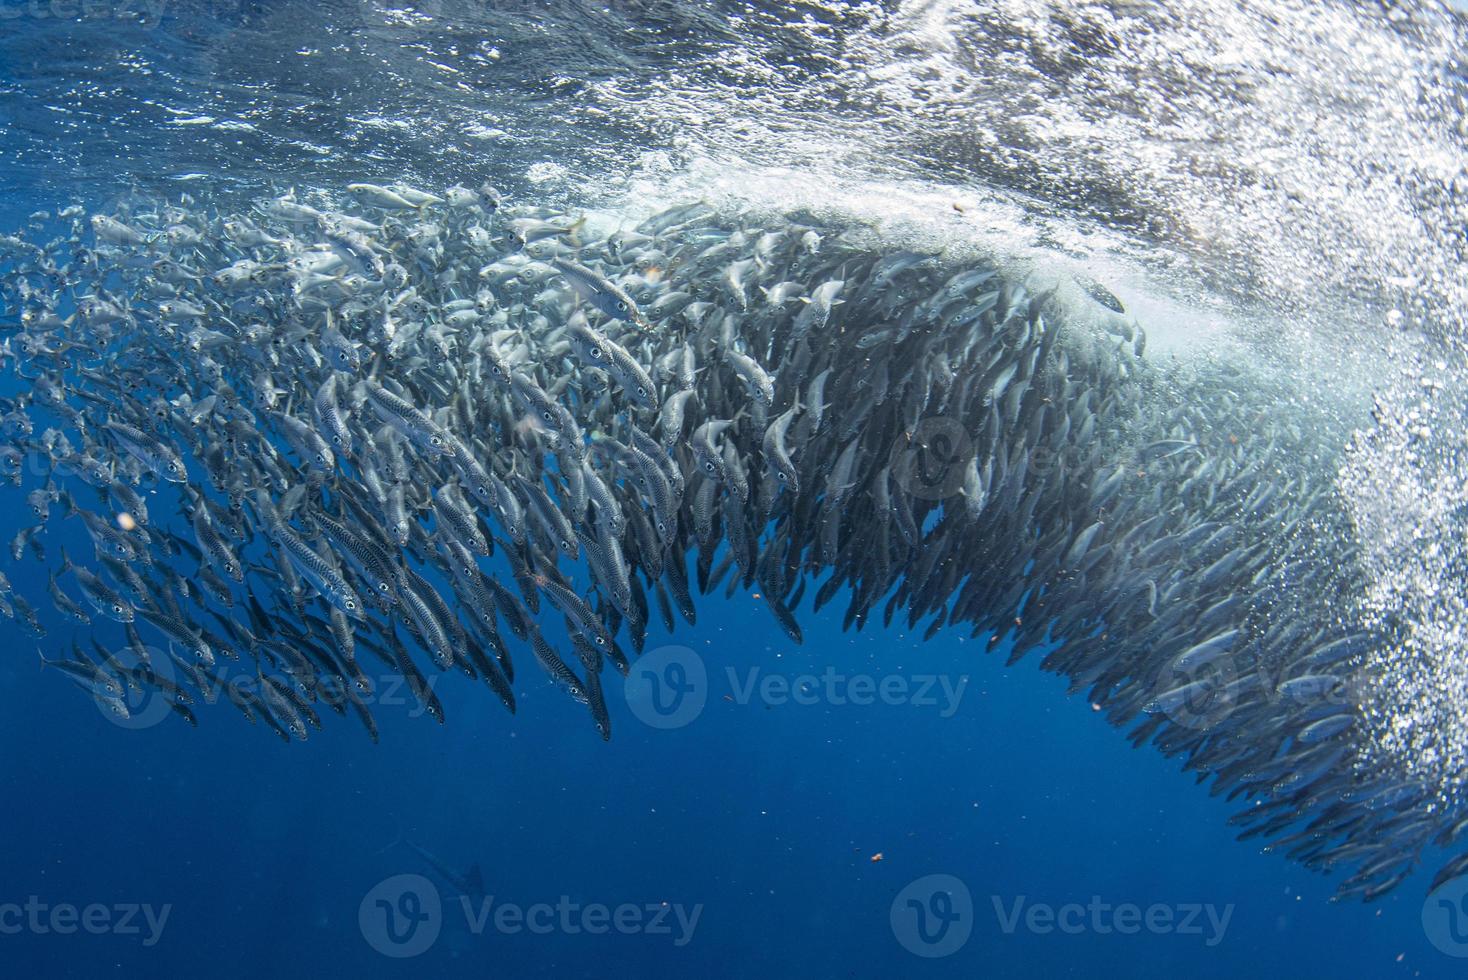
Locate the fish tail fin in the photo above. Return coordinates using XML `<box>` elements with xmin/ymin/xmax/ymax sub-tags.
<box><xmin>567</xmin><ymin>216</ymin><xmax>588</xmax><ymax>248</ymax></box>
<box><xmin>58</xmin><ymin>545</ymin><xmax>72</xmax><ymax>576</ymax></box>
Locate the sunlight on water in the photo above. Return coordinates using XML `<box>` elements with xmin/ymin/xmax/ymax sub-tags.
<box><xmin>1344</xmin><ymin>341</ymin><xmax>1468</xmax><ymax>813</ymax></box>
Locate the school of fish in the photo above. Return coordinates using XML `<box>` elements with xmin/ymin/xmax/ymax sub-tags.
<box><xmin>0</xmin><ymin>182</ymin><xmax>1460</xmax><ymax>903</ymax></box>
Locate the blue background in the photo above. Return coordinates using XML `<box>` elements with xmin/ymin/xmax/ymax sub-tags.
<box><xmin>0</xmin><ymin>505</ymin><xmax>1460</xmax><ymax>978</ymax></box>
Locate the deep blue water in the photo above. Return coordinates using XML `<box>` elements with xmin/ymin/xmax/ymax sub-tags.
<box><xmin>0</xmin><ymin>478</ymin><xmax>1461</xmax><ymax>978</ymax></box>
<box><xmin>2</xmin><ymin>2</ymin><xmax>1467</xmax><ymax>977</ymax></box>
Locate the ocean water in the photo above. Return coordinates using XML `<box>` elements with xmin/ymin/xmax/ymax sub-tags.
<box><xmin>1</xmin><ymin>2</ymin><xmax>1467</xmax><ymax>977</ymax></box>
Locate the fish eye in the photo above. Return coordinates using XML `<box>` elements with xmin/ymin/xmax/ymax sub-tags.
<box><xmin>777</xmin><ymin>471</ymin><xmax>787</xmax><ymax>481</ymax></box>
<box><xmin>704</xmin><ymin>461</ymin><xmax>715</xmax><ymax>473</ymax></box>
<box><xmin>378</xmin><ymin>582</ymin><xmax>390</xmax><ymax>593</ymax></box>
<box><xmin>430</xmin><ymin>436</ymin><xmax>442</xmax><ymax>446</ymax></box>
<box><xmin>541</xmin><ymin>411</ymin><xmax>553</xmax><ymax>422</ymax></box>
<box><xmin>617</xmin><ymin>301</ymin><xmax>628</xmax><ymax>312</ymax></box>
<box><xmin>346</xmin><ymin>599</ymin><xmax>357</xmax><ymax>610</ymax></box>
<box><xmin>594</xmin><ymin>635</ymin><xmax>606</xmax><ymax>646</ymax></box>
